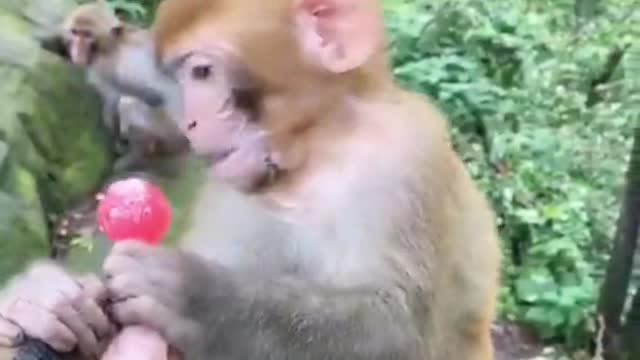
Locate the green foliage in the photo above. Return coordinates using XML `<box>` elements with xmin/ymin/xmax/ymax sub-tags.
<box><xmin>105</xmin><ymin>0</ymin><xmax>160</xmax><ymax>25</ymax></box>
<box><xmin>107</xmin><ymin>0</ymin><xmax>640</xmax><ymax>350</ymax></box>
<box><xmin>385</xmin><ymin>0</ymin><xmax>638</xmax><ymax>348</ymax></box>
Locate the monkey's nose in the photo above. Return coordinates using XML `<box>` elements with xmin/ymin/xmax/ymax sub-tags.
<box><xmin>187</xmin><ymin>121</ymin><xmax>197</xmax><ymax>131</ymax></box>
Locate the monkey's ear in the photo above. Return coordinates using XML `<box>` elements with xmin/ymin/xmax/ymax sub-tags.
<box><xmin>294</xmin><ymin>0</ymin><xmax>385</xmax><ymax>73</ymax></box>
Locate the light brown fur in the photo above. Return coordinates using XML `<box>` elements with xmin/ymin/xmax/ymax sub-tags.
<box><xmin>152</xmin><ymin>0</ymin><xmax>501</xmax><ymax>359</ymax></box>
<box><xmin>0</xmin><ymin>2</ymin><xmax>500</xmax><ymax>360</ymax></box>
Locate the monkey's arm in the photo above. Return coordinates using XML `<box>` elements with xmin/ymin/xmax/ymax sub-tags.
<box><xmin>110</xmin><ymin>80</ymin><xmax>165</xmax><ymax>108</ymax></box>
<box><xmin>106</xmin><ymin>243</ymin><xmax>425</xmax><ymax>360</ymax></box>
<box><xmin>184</xmin><ymin>264</ymin><xmax>424</xmax><ymax>360</ymax></box>
<box><xmin>102</xmin><ymin>96</ymin><xmax>120</xmax><ymax>135</ymax></box>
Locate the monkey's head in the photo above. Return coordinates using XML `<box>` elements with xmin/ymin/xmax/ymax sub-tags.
<box><xmin>153</xmin><ymin>0</ymin><xmax>390</xmax><ymax>194</ymax></box>
<box><xmin>62</xmin><ymin>1</ymin><xmax>123</xmax><ymax>66</ymax></box>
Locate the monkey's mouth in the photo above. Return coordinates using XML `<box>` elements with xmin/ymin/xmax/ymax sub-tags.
<box><xmin>199</xmin><ymin>148</ymin><xmax>243</xmax><ymax>174</ymax></box>
<box><xmin>199</xmin><ymin>147</ymin><xmax>281</xmax><ymax>191</ymax></box>
<box><xmin>87</xmin><ymin>42</ymin><xmax>98</xmax><ymax>64</ymax></box>
<box><xmin>205</xmin><ymin>148</ymin><xmax>237</xmax><ymax>166</ymax></box>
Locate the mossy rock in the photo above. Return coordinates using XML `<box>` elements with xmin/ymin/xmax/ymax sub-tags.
<box><xmin>0</xmin><ymin>4</ymin><xmax>112</xmax><ymax>284</ymax></box>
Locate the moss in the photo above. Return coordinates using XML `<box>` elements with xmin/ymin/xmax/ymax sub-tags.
<box><xmin>0</xmin><ymin>190</ymin><xmax>49</xmax><ymax>286</ymax></box>
<box><xmin>0</xmin><ymin>5</ymin><xmax>113</xmax><ymax>280</ymax></box>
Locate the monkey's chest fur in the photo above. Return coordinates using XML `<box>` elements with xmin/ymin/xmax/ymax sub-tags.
<box><xmin>180</xmin><ymin>175</ymin><xmax>395</xmax><ymax>288</ymax></box>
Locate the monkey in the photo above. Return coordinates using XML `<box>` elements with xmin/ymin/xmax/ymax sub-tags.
<box><xmin>0</xmin><ymin>261</ymin><xmax>175</xmax><ymax>360</ymax></box>
<box><xmin>0</xmin><ymin>0</ymin><xmax>501</xmax><ymax>359</ymax></box>
<box><xmin>59</xmin><ymin>0</ymin><xmax>188</xmax><ymax>173</ymax></box>
<box><xmin>61</xmin><ymin>0</ymin><xmax>176</xmax><ymax>114</ymax></box>
<box><xmin>0</xmin><ymin>261</ymin><xmax>113</xmax><ymax>358</ymax></box>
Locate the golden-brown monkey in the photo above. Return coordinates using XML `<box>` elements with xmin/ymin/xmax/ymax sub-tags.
<box><xmin>1</xmin><ymin>0</ymin><xmax>501</xmax><ymax>359</ymax></box>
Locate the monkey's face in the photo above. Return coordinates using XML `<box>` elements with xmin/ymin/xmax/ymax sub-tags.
<box><xmin>64</xmin><ymin>27</ymin><xmax>99</xmax><ymax>66</ymax></box>
<box><xmin>168</xmin><ymin>49</ymin><xmax>278</xmax><ymax>192</ymax></box>
<box><xmin>154</xmin><ymin>0</ymin><xmax>386</xmax><ymax>194</ymax></box>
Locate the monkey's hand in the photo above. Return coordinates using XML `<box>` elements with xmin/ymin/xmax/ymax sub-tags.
<box><xmin>102</xmin><ymin>242</ymin><xmax>205</xmax><ymax>352</ymax></box>
<box><xmin>0</xmin><ymin>261</ymin><xmax>114</xmax><ymax>357</ymax></box>
<box><xmin>103</xmin><ymin>242</ymin><xmax>424</xmax><ymax>359</ymax></box>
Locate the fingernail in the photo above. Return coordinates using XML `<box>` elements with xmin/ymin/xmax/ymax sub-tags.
<box><xmin>11</xmin><ymin>331</ymin><xmax>24</xmax><ymax>346</ymax></box>
<box><xmin>0</xmin><ymin>331</ymin><xmax>23</xmax><ymax>347</ymax></box>
<box><xmin>0</xmin><ymin>317</ymin><xmax>24</xmax><ymax>347</ymax></box>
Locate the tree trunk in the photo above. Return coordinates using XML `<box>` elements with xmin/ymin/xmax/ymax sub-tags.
<box><xmin>620</xmin><ymin>126</ymin><xmax>640</xmax><ymax>358</ymax></box>
<box><xmin>597</xmin><ymin>125</ymin><xmax>640</xmax><ymax>359</ymax></box>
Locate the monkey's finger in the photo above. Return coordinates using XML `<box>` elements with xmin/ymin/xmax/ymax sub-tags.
<box><xmin>110</xmin><ymin>296</ymin><xmax>180</xmax><ymax>340</ymax></box>
<box><xmin>144</xmin><ymin>270</ymin><xmax>185</xmax><ymax>310</ymax></box>
<box><xmin>0</xmin><ymin>316</ymin><xmax>23</xmax><ymax>347</ymax></box>
<box><xmin>49</xmin><ymin>298</ymin><xmax>99</xmax><ymax>357</ymax></box>
<box><xmin>74</xmin><ymin>297</ymin><xmax>113</xmax><ymax>340</ymax></box>
<box><xmin>39</xmin><ymin>290</ymin><xmax>98</xmax><ymax>356</ymax></box>
<box><xmin>29</xmin><ymin>268</ymin><xmax>82</xmax><ymax>304</ymax></box>
<box><xmin>106</xmin><ymin>242</ymin><xmax>179</xmax><ymax>273</ymax></box>
<box><xmin>107</xmin><ymin>273</ymin><xmax>180</xmax><ymax>311</ymax></box>
<box><xmin>116</xmin><ymin>241</ymin><xmax>180</xmax><ymax>269</ymax></box>
<box><xmin>75</xmin><ymin>275</ymin><xmax>115</xmax><ymax>338</ymax></box>
<box><xmin>103</xmin><ymin>253</ymin><xmax>145</xmax><ymax>278</ymax></box>
<box><xmin>109</xmin><ymin>241</ymin><xmax>155</xmax><ymax>259</ymax></box>
<box><xmin>5</xmin><ymin>300</ymin><xmax>76</xmax><ymax>353</ymax></box>
<box><xmin>25</xmin><ymin>262</ymin><xmax>79</xmax><ymax>295</ymax></box>
<box><xmin>107</xmin><ymin>274</ymin><xmax>154</xmax><ymax>301</ymax></box>
<box><xmin>77</xmin><ymin>274</ymin><xmax>109</xmax><ymax>303</ymax></box>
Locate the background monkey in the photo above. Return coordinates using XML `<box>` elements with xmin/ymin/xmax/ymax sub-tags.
<box><xmin>60</xmin><ymin>1</ymin><xmax>188</xmax><ymax>172</ymax></box>
<box><xmin>0</xmin><ymin>0</ymin><xmax>501</xmax><ymax>359</ymax></box>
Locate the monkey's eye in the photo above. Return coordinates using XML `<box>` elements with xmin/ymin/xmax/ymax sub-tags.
<box><xmin>70</xmin><ymin>28</ymin><xmax>93</xmax><ymax>38</ymax></box>
<box><xmin>71</xmin><ymin>28</ymin><xmax>90</xmax><ymax>37</ymax></box>
<box><xmin>192</xmin><ymin>65</ymin><xmax>213</xmax><ymax>80</ymax></box>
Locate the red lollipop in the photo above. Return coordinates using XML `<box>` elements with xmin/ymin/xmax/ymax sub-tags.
<box><xmin>97</xmin><ymin>178</ymin><xmax>172</xmax><ymax>245</ymax></box>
